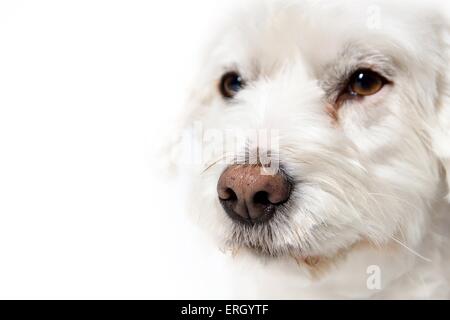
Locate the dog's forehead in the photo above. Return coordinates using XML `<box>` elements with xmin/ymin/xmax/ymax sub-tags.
<box><xmin>207</xmin><ymin>0</ymin><xmax>434</xmax><ymax>78</ymax></box>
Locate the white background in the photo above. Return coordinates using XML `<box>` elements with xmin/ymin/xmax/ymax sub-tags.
<box><xmin>0</xmin><ymin>0</ymin><xmax>235</xmax><ymax>299</ymax></box>
<box><xmin>0</xmin><ymin>0</ymin><xmax>449</xmax><ymax>299</ymax></box>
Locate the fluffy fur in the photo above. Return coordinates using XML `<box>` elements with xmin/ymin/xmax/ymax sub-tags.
<box><xmin>171</xmin><ymin>0</ymin><xmax>450</xmax><ymax>299</ymax></box>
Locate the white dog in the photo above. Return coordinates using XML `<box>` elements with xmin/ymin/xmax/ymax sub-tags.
<box><xmin>170</xmin><ymin>0</ymin><xmax>450</xmax><ymax>299</ymax></box>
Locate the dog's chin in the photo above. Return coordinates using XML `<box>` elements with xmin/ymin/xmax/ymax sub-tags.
<box><xmin>223</xmin><ymin>239</ymin><xmax>364</xmax><ymax>278</ymax></box>
<box><xmin>223</xmin><ymin>222</ymin><xmax>365</xmax><ymax>276</ymax></box>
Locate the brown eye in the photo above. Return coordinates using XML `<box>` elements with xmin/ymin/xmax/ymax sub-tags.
<box><xmin>348</xmin><ymin>69</ymin><xmax>386</xmax><ymax>97</ymax></box>
<box><xmin>219</xmin><ymin>72</ymin><xmax>245</xmax><ymax>99</ymax></box>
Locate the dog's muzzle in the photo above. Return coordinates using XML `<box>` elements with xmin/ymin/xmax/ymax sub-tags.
<box><xmin>217</xmin><ymin>165</ymin><xmax>292</xmax><ymax>225</ymax></box>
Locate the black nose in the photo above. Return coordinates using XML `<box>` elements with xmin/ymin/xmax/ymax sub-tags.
<box><xmin>217</xmin><ymin>165</ymin><xmax>292</xmax><ymax>224</ymax></box>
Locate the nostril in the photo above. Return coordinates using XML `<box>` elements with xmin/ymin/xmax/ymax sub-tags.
<box><xmin>253</xmin><ymin>191</ymin><xmax>271</xmax><ymax>206</ymax></box>
<box><xmin>221</xmin><ymin>188</ymin><xmax>237</xmax><ymax>201</ymax></box>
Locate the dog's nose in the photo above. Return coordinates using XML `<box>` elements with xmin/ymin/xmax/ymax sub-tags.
<box><xmin>217</xmin><ymin>165</ymin><xmax>292</xmax><ymax>224</ymax></box>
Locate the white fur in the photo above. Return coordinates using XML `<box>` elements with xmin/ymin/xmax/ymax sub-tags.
<box><xmin>171</xmin><ymin>0</ymin><xmax>450</xmax><ymax>299</ymax></box>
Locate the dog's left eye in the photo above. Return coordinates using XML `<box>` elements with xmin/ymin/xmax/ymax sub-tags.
<box><xmin>219</xmin><ymin>72</ymin><xmax>245</xmax><ymax>99</ymax></box>
<box><xmin>347</xmin><ymin>69</ymin><xmax>386</xmax><ymax>97</ymax></box>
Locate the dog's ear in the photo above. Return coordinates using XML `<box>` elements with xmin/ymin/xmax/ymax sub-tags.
<box><xmin>431</xmin><ymin>16</ymin><xmax>450</xmax><ymax>200</ymax></box>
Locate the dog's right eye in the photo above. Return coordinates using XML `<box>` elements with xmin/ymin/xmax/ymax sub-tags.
<box><xmin>219</xmin><ymin>72</ymin><xmax>245</xmax><ymax>99</ymax></box>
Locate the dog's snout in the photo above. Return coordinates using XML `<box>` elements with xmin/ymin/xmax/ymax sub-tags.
<box><xmin>217</xmin><ymin>165</ymin><xmax>292</xmax><ymax>224</ymax></box>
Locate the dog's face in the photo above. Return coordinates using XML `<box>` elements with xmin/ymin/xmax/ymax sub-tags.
<box><xmin>176</xmin><ymin>0</ymin><xmax>450</xmax><ymax>265</ymax></box>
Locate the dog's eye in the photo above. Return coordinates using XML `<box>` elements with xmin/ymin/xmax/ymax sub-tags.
<box><xmin>219</xmin><ymin>72</ymin><xmax>245</xmax><ymax>99</ymax></box>
<box><xmin>348</xmin><ymin>69</ymin><xmax>386</xmax><ymax>97</ymax></box>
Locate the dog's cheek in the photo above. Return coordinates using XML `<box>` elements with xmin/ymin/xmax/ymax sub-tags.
<box><xmin>338</xmin><ymin>99</ymin><xmax>400</xmax><ymax>155</ymax></box>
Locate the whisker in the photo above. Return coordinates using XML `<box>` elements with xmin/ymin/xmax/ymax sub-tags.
<box><xmin>389</xmin><ymin>236</ymin><xmax>432</xmax><ymax>263</ymax></box>
<box><xmin>201</xmin><ymin>155</ymin><xmax>229</xmax><ymax>174</ymax></box>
